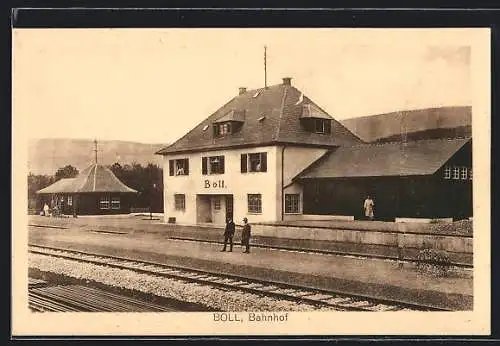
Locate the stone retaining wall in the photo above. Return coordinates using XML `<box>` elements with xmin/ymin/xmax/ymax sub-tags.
<box><xmin>253</xmin><ymin>224</ymin><xmax>472</xmax><ymax>255</ymax></box>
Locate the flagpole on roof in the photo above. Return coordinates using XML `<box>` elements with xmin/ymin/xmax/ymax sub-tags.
<box><xmin>264</xmin><ymin>45</ymin><xmax>267</xmax><ymax>89</ymax></box>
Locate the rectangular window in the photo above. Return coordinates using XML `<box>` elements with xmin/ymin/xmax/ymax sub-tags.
<box><xmin>453</xmin><ymin>166</ymin><xmax>460</xmax><ymax>180</ymax></box>
<box><xmin>241</xmin><ymin>152</ymin><xmax>267</xmax><ymax>173</ymax></box>
<box><xmin>202</xmin><ymin>156</ymin><xmax>225</xmax><ymax>175</ymax></box>
<box><xmin>174</xmin><ymin>194</ymin><xmax>186</xmax><ymax>211</ymax></box>
<box><xmin>444</xmin><ymin>166</ymin><xmax>451</xmax><ymax>179</ymax></box>
<box><xmin>111</xmin><ymin>197</ymin><xmax>120</xmax><ymax>210</ymax></box>
<box><xmin>169</xmin><ymin>159</ymin><xmax>189</xmax><ymax>176</ymax></box>
<box><xmin>67</xmin><ymin>196</ymin><xmax>73</xmax><ymax>206</ymax></box>
<box><xmin>315</xmin><ymin>119</ymin><xmax>326</xmax><ymax>133</ymax></box>
<box><xmin>247</xmin><ymin>194</ymin><xmax>262</xmax><ymax>214</ymax></box>
<box><xmin>220</xmin><ymin>123</ymin><xmax>231</xmax><ymax>135</ymax></box>
<box><xmin>99</xmin><ymin>196</ymin><xmax>110</xmax><ymax>210</ymax></box>
<box><xmin>213</xmin><ymin>122</ymin><xmax>232</xmax><ymax>137</ymax></box>
<box><xmin>469</xmin><ymin>168</ymin><xmax>473</xmax><ymax>180</ymax></box>
<box><xmin>461</xmin><ymin>167</ymin><xmax>468</xmax><ymax>180</ymax></box>
<box><xmin>214</xmin><ymin>197</ymin><xmax>221</xmax><ymax>211</ymax></box>
<box><xmin>285</xmin><ymin>194</ymin><xmax>300</xmax><ymax>214</ymax></box>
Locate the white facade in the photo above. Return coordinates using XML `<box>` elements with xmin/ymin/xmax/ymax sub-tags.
<box><xmin>163</xmin><ymin>145</ymin><xmax>328</xmax><ymax>226</ymax></box>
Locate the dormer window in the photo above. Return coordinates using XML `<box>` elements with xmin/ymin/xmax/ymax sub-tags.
<box><xmin>315</xmin><ymin>119</ymin><xmax>327</xmax><ymax>134</ymax></box>
<box><xmin>299</xmin><ymin>103</ymin><xmax>333</xmax><ymax>135</ymax></box>
<box><xmin>300</xmin><ymin>118</ymin><xmax>331</xmax><ymax>134</ymax></box>
<box><xmin>214</xmin><ymin>122</ymin><xmax>232</xmax><ymax>137</ymax></box>
<box><xmin>213</xmin><ymin>109</ymin><xmax>245</xmax><ymax>138</ymax></box>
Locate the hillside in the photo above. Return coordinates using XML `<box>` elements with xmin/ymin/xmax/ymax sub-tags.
<box><xmin>340</xmin><ymin>106</ymin><xmax>472</xmax><ymax>143</ymax></box>
<box><xmin>28</xmin><ymin>138</ymin><xmax>167</xmax><ymax>176</ymax></box>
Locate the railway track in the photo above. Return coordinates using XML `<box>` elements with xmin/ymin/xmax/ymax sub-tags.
<box><xmin>28</xmin><ymin>277</ymin><xmax>175</xmax><ymax>312</ymax></box>
<box><xmin>167</xmin><ymin>236</ymin><xmax>475</xmax><ymax>268</ymax></box>
<box><xmin>28</xmin><ymin>244</ymin><xmax>449</xmax><ymax>312</ymax></box>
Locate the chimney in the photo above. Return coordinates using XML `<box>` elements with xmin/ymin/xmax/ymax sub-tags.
<box><xmin>239</xmin><ymin>87</ymin><xmax>247</xmax><ymax>95</ymax></box>
<box><xmin>282</xmin><ymin>77</ymin><xmax>292</xmax><ymax>86</ymax></box>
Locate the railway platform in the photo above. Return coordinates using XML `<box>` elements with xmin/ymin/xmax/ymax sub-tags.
<box><xmin>28</xmin><ymin>216</ymin><xmax>473</xmax><ymax>311</ymax></box>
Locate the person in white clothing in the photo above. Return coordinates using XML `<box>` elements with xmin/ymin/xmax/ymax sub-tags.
<box><xmin>363</xmin><ymin>196</ymin><xmax>375</xmax><ymax>221</ymax></box>
<box><xmin>43</xmin><ymin>203</ymin><xmax>50</xmax><ymax>217</ymax></box>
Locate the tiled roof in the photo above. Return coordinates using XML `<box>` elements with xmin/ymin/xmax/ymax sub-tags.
<box><xmin>295</xmin><ymin>138</ymin><xmax>471</xmax><ymax>179</ymax></box>
<box><xmin>37</xmin><ymin>164</ymin><xmax>137</xmax><ymax>194</ymax></box>
<box><xmin>156</xmin><ymin>81</ymin><xmax>362</xmax><ymax>155</ymax></box>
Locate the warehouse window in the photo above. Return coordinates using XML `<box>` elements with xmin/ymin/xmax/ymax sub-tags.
<box><xmin>111</xmin><ymin>197</ymin><xmax>120</xmax><ymax>210</ymax></box>
<box><xmin>443</xmin><ymin>166</ymin><xmax>451</xmax><ymax>179</ymax></box>
<box><xmin>285</xmin><ymin>194</ymin><xmax>300</xmax><ymax>214</ymax></box>
<box><xmin>169</xmin><ymin>158</ymin><xmax>189</xmax><ymax>176</ymax></box>
<box><xmin>99</xmin><ymin>196</ymin><xmax>110</xmax><ymax>210</ymax></box>
<box><xmin>453</xmin><ymin>166</ymin><xmax>460</xmax><ymax>180</ymax></box>
<box><xmin>67</xmin><ymin>196</ymin><xmax>73</xmax><ymax>206</ymax></box>
<box><xmin>174</xmin><ymin>194</ymin><xmax>185</xmax><ymax>211</ymax></box>
<box><xmin>248</xmin><ymin>194</ymin><xmax>262</xmax><ymax>214</ymax></box>
<box><xmin>461</xmin><ymin>167</ymin><xmax>468</xmax><ymax>180</ymax></box>
<box><xmin>202</xmin><ymin>156</ymin><xmax>225</xmax><ymax>175</ymax></box>
<box><xmin>241</xmin><ymin>152</ymin><xmax>267</xmax><ymax>173</ymax></box>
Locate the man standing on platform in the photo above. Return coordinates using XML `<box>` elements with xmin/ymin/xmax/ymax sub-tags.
<box><xmin>241</xmin><ymin>217</ymin><xmax>251</xmax><ymax>254</ymax></box>
<box><xmin>221</xmin><ymin>216</ymin><xmax>235</xmax><ymax>252</ymax></box>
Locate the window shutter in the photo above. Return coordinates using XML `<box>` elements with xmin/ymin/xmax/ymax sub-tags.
<box><xmin>325</xmin><ymin>120</ymin><xmax>332</xmax><ymax>134</ymax></box>
<box><xmin>202</xmin><ymin>157</ymin><xmax>207</xmax><ymax>175</ymax></box>
<box><xmin>213</xmin><ymin>125</ymin><xmax>218</xmax><ymax>137</ymax></box>
<box><xmin>185</xmin><ymin>159</ymin><xmax>189</xmax><ymax>174</ymax></box>
<box><xmin>169</xmin><ymin>160</ymin><xmax>174</xmax><ymax>176</ymax></box>
<box><xmin>301</xmin><ymin>119</ymin><xmax>313</xmax><ymax>132</ymax></box>
<box><xmin>241</xmin><ymin>154</ymin><xmax>247</xmax><ymax>173</ymax></box>
<box><xmin>261</xmin><ymin>153</ymin><xmax>267</xmax><ymax>172</ymax></box>
<box><xmin>219</xmin><ymin>156</ymin><xmax>225</xmax><ymax>174</ymax></box>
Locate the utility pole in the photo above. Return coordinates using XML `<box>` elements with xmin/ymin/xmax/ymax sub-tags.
<box><xmin>94</xmin><ymin>139</ymin><xmax>98</xmax><ymax>164</ymax></box>
<box><xmin>149</xmin><ymin>166</ymin><xmax>152</xmax><ymax>220</ymax></box>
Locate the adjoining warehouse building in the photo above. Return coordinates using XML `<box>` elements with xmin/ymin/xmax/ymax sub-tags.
<box><xmin>294</xmin><ymin>138</ymin><xmax>472</xmax><ymax>221</ymax></box>
<box><xmin>156</xmin><ymin>77</ymin><xmax>472</xmax><ymax>225</ymax></box>
<box><xmin>36</xmin><ymin>163</ymin><xmax>138</xmax><ymax>215</ymax></box>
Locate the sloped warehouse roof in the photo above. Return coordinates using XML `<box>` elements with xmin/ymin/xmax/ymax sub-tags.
<box><xmin>295</xmin><ymin>138</ymin><xmax>471</xmax><ymax>179</ymax></box>
<box><xmin>37</xmin><ymin>164</ymin><xmax>138</xmax><ymax>194</ymax></box>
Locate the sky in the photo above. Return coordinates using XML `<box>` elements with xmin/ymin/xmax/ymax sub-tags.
<box><xmin>13</xmin><ymin>28</ymin><xmax>472</xmax><ymax>144</ymax></box>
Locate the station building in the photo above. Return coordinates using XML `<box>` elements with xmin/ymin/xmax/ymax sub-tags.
<box><xmin>156</xmin><ymin>77</ymin><xmax>472</xmax><ymax>225</ymax></box>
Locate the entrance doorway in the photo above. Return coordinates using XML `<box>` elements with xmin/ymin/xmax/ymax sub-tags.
<box><xmin>196</xmin><ymin>194</ymin><xmax>234</xmax><ymax>225</ymax></box>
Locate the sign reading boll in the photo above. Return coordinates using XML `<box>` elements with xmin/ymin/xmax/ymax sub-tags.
<box><xmin>204</xmin><ymin>180</ymin><xmax>227</xmax><ymax>188</ymax></box>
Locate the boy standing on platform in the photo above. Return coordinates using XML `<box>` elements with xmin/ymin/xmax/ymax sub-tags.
<box><xmin>221</xmin><ymin>216</ymin><xmax>235</xmax><ymax>252</ymax></box>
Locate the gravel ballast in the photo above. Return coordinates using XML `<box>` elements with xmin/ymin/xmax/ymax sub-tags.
<box><xmin>29</xmin><ymin>254</ymin><xmax>338</xmax><ymax>312</ymax></box>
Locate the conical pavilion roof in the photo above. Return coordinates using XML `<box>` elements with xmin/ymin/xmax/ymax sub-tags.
<box><xmin>37</xmin><ymin>164</ymin><xmax>137</xmax><ymax>194</ymax></box>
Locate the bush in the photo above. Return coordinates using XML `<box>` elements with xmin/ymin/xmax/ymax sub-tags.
<box><xmin>429</xmin><ymin>219</ymin><xmax>472</xmax><ymax>236</ymax></box>
<box><xmin>416</xmin><ymin>249</ymin><xmax>452</xmax><ymax>277</ymax></box>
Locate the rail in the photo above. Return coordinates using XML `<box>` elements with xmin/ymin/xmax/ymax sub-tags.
<box><xmin>29</xmin><ymin>244</ymin><xmax>450</xmax><ymax>312</ymax></box>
